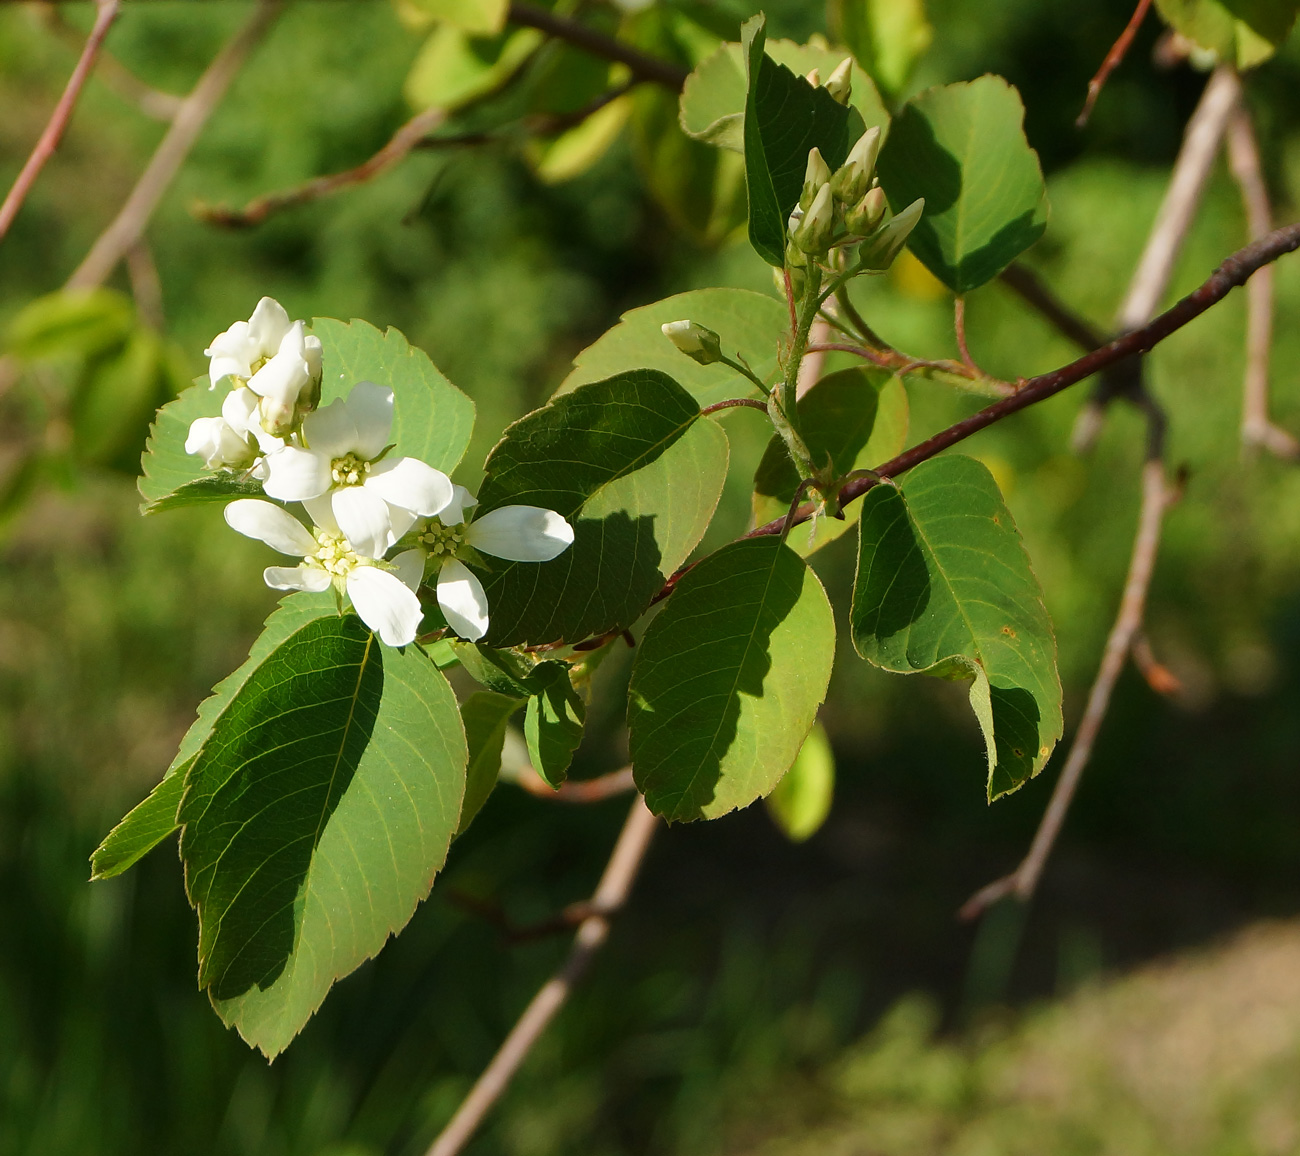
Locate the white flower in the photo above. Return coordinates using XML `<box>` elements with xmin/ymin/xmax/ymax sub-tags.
<box><xmin>224</xmin><ymin>498</ymin><xmax>425</xmax><ymax>648</ymax></box>
<box><xmin>205</xmin><ymin>297</ymin><xmax>291</xmax><ymax>386</ymax></box>
<box><xmin>185</xmin><ymin>386</ymin><xmax>284</xmax><ymax>477</ymax></box>
<box><xmin>263</xmin><ymin>381</ymin><xmax>454</xmax><ymax>560</ymax></box>
<box><xmin>415</xmin><ymin>485</ymin><xmax>574</xmax><ymax>642</ymax></box>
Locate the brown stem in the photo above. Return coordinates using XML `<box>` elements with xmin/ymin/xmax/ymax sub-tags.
<box><xmin>425</xmin><ymin>795</ymin><xmax>657</xmax><ymax>1156</ymax></box>
<box><xmin>0</xmin><ymin>0</ymin><xmax>121</xmax><ymax>245</ymax></box>
<box><xmin>700</xmin><ymin>397</ymin><xmax>769</xmax><ymax>416</ymax></box>
<box><xmin>954</xmin><ymin>296</ymin><xmax>980</xmax><ymax>376</ymax></box>
<box><xmin>998</xmin><ymin>262</ymin><xmax>1108</xmax><ymax>351</ymax></box>
<box><xmin>960</xmin><ymin>455</ymin><xmax>1169</xmax><ymax>920</ymax></box>
<box><xmin>514</xmin><ymin>766</ymin><xmax>637</xmax><ymax>802</ymax></box>
<box><xmin>1076</xmin><ymin>0</ymin><xmax>1152</xmax><ymax>128</ymax></box>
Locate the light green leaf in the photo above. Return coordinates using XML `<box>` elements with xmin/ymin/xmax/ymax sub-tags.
<box><xmin>90</xmin><ymin>761</ymin><xmax>190</xmax><ymax>880</ymax></box>
<box><xmin>475</xmin><ymin>369</ymin><xmax>728</xmax><ymax>647</ymax></box>
<box><xmin>404</xmin><ymin>0</ymin><xmax>507</xmax><ymax>35</ymax></box>
<box><xmin>628</xmin><ymin>536</ymin><xmax>835</xmax><ymax>822</ymax></box>
<box><xmin>765</xmin><ymin>722</ymin><xmax>835</xmax><ymax>842</ymax></box>
<box><xmin>877</xmin><ymin>76</ymin><xmax>1048</xmax><ymax>294</ymax></box>
<box><xmin>524</xmin><ymin>663</ymin><xmax>585</xmax><ymax>788</ymax></box>
<box><xmin>753</xmin><ymin>367</ymin><xmax>907</xmax><ymax>556</ymax></box>
<box><xmin>829</xmin><ymin>0</ymin><xmax>932</xmax><ymax>95</ymax></box>
<box><xmin>136</xmin><ymin>378</ymin><xmax>222</xmax><ymax>511</ymax></box>
<box><xmin>404</xmin><ymin>24</ymin><xmax>542</xmax><ymax>111</ymax></box>
<box><xmin>530</xmin><ymin>96</ymin><xmax>631</xmax><ymax>184</ymax></box>
<box><xmin>561</xmin><ymin>287</ymin><xmax>788</xmax><ymax>408</ymax></box>
<box><xmin>3</xmin><ymin>287</ymin><xmax>134</xmax><ymax>361</ymax></box>
<box><xmin>850</xmin><ymin>455</ymin><xmax>1062</xmax><ymax>800</ymax></box>
<box><xmin>457</xmin><ymin>692</ymin><xmax>523</xmax><ymax>836</ymax></box>
<box><xmin>196</xmin><ymin>627</ymin><xmax>467</xmax><ymax>1057</ymax></box>
<box><xmin>1154</xmin><ymin>0</ymin><xmax>1297</xmax><ymax>66</ymax></box>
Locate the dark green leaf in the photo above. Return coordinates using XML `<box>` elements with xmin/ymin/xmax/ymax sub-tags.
<box><xmin>524</xmin><ymin>663</ymin><xmax>585</xmax><ymax>788</ymax></box>
<box><xmin>90</xmin><ymin>762</ymin><xmax>190</xmax><ymax>880</ymax></box>
<box><xmin>850</xmin><ymin>455</ymin><xmax>1062</xmax><ymax>799</ymax></box>
<box><xmin>143</xmin><ymin>473</ymin><xmax>268</xmax><ymax>514</ymax></box>
<box><xmin>452</xmin><ymin>642</ymin><xmax>537</xmax><ymax>697</ymax></box>
<box><xmin>628</xmin><ymin>536</ymin><xmax>835</xmax><ymax>822</ymax></box>
<box><xmin>877</xmin><ymin>75</ymin><xmax>1048</xmax><ymax>294</ymax></box>
<box><xmin>765</xmin><ymin>722</ymin><xmax>835</xmax><ymax>842</ymax></box>
<box><xmin>475</xmin><ymin>369</ymin><xmax>728</xmax><ymax>647</ymax></box>
<box><xmin>457</xmin><ymin>692</ymin><xmax>523</xmax><ymax>836</ymax></box>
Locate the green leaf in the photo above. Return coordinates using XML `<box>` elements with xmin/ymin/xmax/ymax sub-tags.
<box><xmin>742</xmin><ymin>15</ymin><xmax>859</xmax><ymax>266</ymax></box>
<box><xmin>136</xmin><ymin>379</ymin><xmax>222</xmax><ymax>511</ymax></box>
<box><xmin>143</xmin><ymin>473</ymin><xmax>268</xmax><ymax>514</ymax></box>
<box><xmin>628</xmin><ymin>536</ymin><xmax>835</xmax><ymax>822</ymax></box>
<box><xmin>753</xmin><ymin>367</ymin><xmax>907</xmax><ymax>556</ymax></box>
<box><xmin>193</xmin><ymin>627</ymin><xmax>467</xmax><ymax>1057</ymax></box>
<box><xmin>765</xmin><ymin>721</ymin><xmax>835</xmax><ymax>842</ymax></box>
<box><xmin>524</xmin><ymin>663</ymin><xmax>585</xmax><ymax>788</ymax></box>
<box><xmin>452</xmin><ymin>642</ymin><xmax>537</xmax><ymax>697</ymax></box>
<box><xmin>561</xmin><ymin>287</ymin><xmax>788</xmax><ymax>408</ymax></box>
<box><xmin>457</xmin><ymin>692</ymin><xmax>522</xmax><ymax>836</ymax></box>
<box><xmin>877</xmin><ymin>76</ymin><xmax>1048</xmax><ymax>294</ymax></box>
<box><xmin>681</xmin><ymin>39</ymin><xmax>889</xmax><ymax>154</ymax></box>
<box><xmin>850</xmin><ymin>455</ymin><xmax>1062</xmax><ymax>800</ymax></box>
<box><xmin>829</xmin><ymin>0</ymin><xmax>933</xmax><ymax>95</ymax></box>
<box><xmin>3</xmin><ymin>288</ymin><xmax>134</xmax><ymax>361</ymax></box>
<box><xmin>404</xmin><ymin>24</ymin><xmax>543</xmax><ymax>110</ymax></box>
<box><xmin>310</xmin><ymin>318</ymin><xmax>475</xmax><ymax>475</ymax></box>
<box><xmin>404</xmin><ymin>0</ymin><xmax>507</xmax><ymax>35</ymax></box>
<box><xmin>1154</xmin><ymin>0</ymin><xmax>1298</xmax><ymax>66</ymax></box>
<box><xmin>475</xmin><ymin>369</ymin><xmax>728</xmax><ymax>647</ymax></box>
<box><xmin>90</xmin><ymin>762</ymin><xmax>190</xmax><ymax>880</ymax></box>
<box><xmin>530</xmin><ymin>96</ymin><xmax>631</xmax><ymax>184</ymax></box>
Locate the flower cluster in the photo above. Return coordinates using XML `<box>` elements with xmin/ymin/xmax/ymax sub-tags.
<box><xmin>188</xmin><ymin>298</ymin><xmax>574</xmax><ymax>647</ymax></box>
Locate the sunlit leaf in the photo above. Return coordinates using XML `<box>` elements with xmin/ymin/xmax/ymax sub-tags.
<box><xmin>524</xmin><ymin>662</ymin><xmax>585</xmax><ymax>788</ymax></box>
<box><xmin>1154</xmin><ymin>0</ymin><xmax>1298</xmax><ymax>67</ymax></box>
<box><xmin>829</xmin><ymin>0</ymin><xmax>933</xmax><ymax>95</ymax></box>
<box><xmin>765</xmin><ymin>721</ymin><xmax>835</xmax><ymax>841</ymax></box>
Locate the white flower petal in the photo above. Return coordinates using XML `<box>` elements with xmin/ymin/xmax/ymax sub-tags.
<box><xmin>347</xmin><ymin>381</ymin><xmax>395</xmax><ymax>460</ymax></box>
<box><xmin>247</xmin><ymin>297</ymin><xmax>291</xmax><ymax>355</ymax></box>
<box><xmin>263</xmin><ymin>445</ymin><xmax>332</xmax><ymax>502</ymax></box>
<box><xmin>386</xmin><ymin>501</ymin><xmax>417</xmax><ymax>543</ymax></box>
<box><xmin>389</xmin><ymin>548</ymin><xmax>426</xmax><ymax>592</ymax></box>
<box><xmin>205</xmin><ymin>321</ymin><xmax>255</xmax><ymax>385</ymax></box>
<box><xmin>220</xmin><ymin>385</ymin><xmax>259</xmax><ymax>437</ymax></box>
<box><xmin>301</xmin><ymin>397</ymin><xmax>358</xmax><ymax>459</ymax></box>
<box><xmin>265</xmin><ymin>565</ymin><xmax>332</xmax><ymax>592</ymax></box>
<box><xmin>440</xmin><ymin>484</ymin><xmax>478</xmax><ymax>527</ymax></box>
<box><xmin>365</xmin><ymin>456</ymin><xmax>453</xmax><ymax>517</ymax></box>
<box><xmin>346</xmin><ymin>565</ymin><xmax>423</xmax><ymax>647</ymax></box>
<box><xmin>437</xmin><ymin>559</ymin><xmax>490</xmax><ymax>641</ymax></box>
<box><xmin>248</xmin><ymin>351</ymin><xmax>310</xmax><ymax>436</ymax></box>
<box><xmin>332</xmin><ymin>485</ymin><xmax>392</xmax><ymax>559</ymax></box>
<box><xmin>225</xmin><ymin>499</ymin><xmax>316</xmax><ymax>556</ymax></box>
<box><xmin>275</xmin><ymin>319</ymin><xmax>308</xmax><ymax>360</ymax></box>
<box><xmin>303</xmin><ymin>333</ymin><xmax>323</xmax><ymax>385</ymax></box>
<box><xmin>466</xmin><ymin>505</ymin><xmax>575</xmax><ymax>562</ymax></box>
<box><xmin>303</xmin><ymin>493</ymin><xmax>339</xmax><ymax>534</ymax></box>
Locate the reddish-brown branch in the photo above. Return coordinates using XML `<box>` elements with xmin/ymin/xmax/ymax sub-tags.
<box><xmin>700</xmin><ymin>397</ymin><xmax>769</xmax><ymax>416</ymax></box>
<box><xmin>1077</xmin><ymin>0</ymin><xmax>1152</xmax><ymax>128</ymax></box>
<box><xmin>954</xmin><ymin>296</ymin><xmax>980</xmax><ymax>376</ymax></box>
<box><xmin>0</xmin><ymin>0</ymin><xmax>121</xmax><ymax>244</ymax></box>
<box><xmin>513</xmin><ymin>765</ymin><xmax>636</xmax><ymax>803</ymax></box>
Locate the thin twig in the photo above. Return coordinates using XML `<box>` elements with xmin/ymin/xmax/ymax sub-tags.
<box><xmin>0</xmin><ymin>0</ymin><xmax>121</xmax><ymax>245</ymax></box>
<box><xmin>699</xmin><ymin>397</ymin><xmax>768</xmax><ymax>416</ymax></box>
<box><xmin>960</xmin><ymin>454</ymin><xmax>1169</xmax><ymax>919</ymax></box>
<box><xmin>1077</xmin><ymin>0</ymin><xmax>1153</xmax><ymax>128</ymax></box>
<box><xmin>954</xmin><ymin>296</ymin><xmax>980</xmax><ymax>376</ymax></box>
<box><xmin>998</xmin><ymin>262</ymin><xmax>1108</xmax><ymax>351</ymax></box>
<box><xmin>513</xmin><ymin>765</ymin><xmax>637</xmax><ymax>802</ymax></box>
<box><xmin>65</xmin><ymin>0</ymin><xmax>282</xmax><ymax>289</ymax></box>
<box><xmin>426</xmin><ymin>795</ymin><xmax>657</xmax><ymax>1156</ymax></box>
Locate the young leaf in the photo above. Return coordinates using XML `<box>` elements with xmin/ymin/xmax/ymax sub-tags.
<box><xmin>628</xmin><ymin>536</ymin><xmax>835</xmax><ymax>822</ymax></box>
<box><xmin>752</xmin><ymin>367</ymin><xmax>908</xmax><ymax>556</ymax></box>
<box><xmin>457</xmin><ymin>692</ymin><xmax>523</xmax><ymax>836</ymax></box>
<box><xmin>765</xmin><ymin>722</ymin><xmax>835</xmax><ymax>842</ymax></box>
<box><xmin>475</xmin><ymin>369</ymin><xmax>728</xmax><ymax>647</ymax></box>
<box><xmin>876</xmin><ymin>75</ymin><xmax>1048</xmax><ymax>294</ymax></box>
<box><xmin>742</xmin><ymin>14</ymin><xmax>859</xmax><ymax>266</ymax></box>
<box><xmin>828</xmin><ymin>0</ymin><xmax>932</xmax><ymax>95</ymax></box>
<box><xmin>195</xmin><ymin>627</ymin><xmax>467</xmax><ymax>1057</ymax></box>
<box><xmin>850</xmin><ymin>455</ymin><xmax>1062</xmax><ymax>800</ymax></box>
<box><xmin>524</xmin><ymin>662</ymin><xmax>586</xmax><ymax>788</ymax></box>
<box><xmin>1154</xmin><ymin>0</ymin><xmax>1298</xmax><ymax>67</ymax></box>
<box><xmin>404</xmin><ymin>24</ymin><xmax>542</xmax><ymax>110</ymax></box>
<box><xmin>561</xmin><ymin>287</ymin><xmax>788</xmax><ymax>407</ymax></box>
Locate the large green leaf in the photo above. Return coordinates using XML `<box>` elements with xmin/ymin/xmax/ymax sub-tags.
<box><xmin>753</xmin><ymin>367</ymin><xmax>907</xmax><ymax>556</ymax></box>
<box><xmin>850</xmin><ymin>455</ymin><xmax>1062</xmax><ymax>800</ymax></box>
<box><xmin>190</xmin><ymin>627</ymin><xmax>466</xmax><ymax>1057</ymax></box>
<box><xmin>90</xmin><ymin>593</ymin><xmax>337</xmax><ymax>879</ymax></box>
<box><xmin>1154</xmin><ymin>0</ymin><xmax>1298</xmax><ymax>66</ymax></box>
<box><xmin>742</xmin><ymin>14</ymin><xmax>859</xmax><ymax>266</ymax></box>
<box><xmin>311</xmin><ymin>318</ymin><xmax>475</xmax><ymax>475</ymax></box>
<box><xmin>560</xmin><ymin>288</ymin><xmax>788</xmax><ymax>408</ymax></box>
<box><xmin>628</xmin><ymin>536</ymin><xmax>835</xmax><ymax>822</ymax></box>
<box><xmin>876</xmin><ymin>76</ymin><xmax>1047</xmax><ymax>294</ymax></box>
<box><xmin>475</xmin><ymin>369</ymin><xmax>728</xmax><ymax>647</ymax></box>
<box><xmin>457</xmin><ymin>692</ymin><xmax>523</xmax><ymax>836</ymax></box>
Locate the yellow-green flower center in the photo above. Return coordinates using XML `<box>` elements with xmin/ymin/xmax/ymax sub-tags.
<box><xmin>309</xmin><ymin>530</ymin><xmax>363</xmax><ymax>577</ymax></box>
<box><xmin>331</xmin><ymin>452</ymin><xmax>370</xmax><ymax>487</ymax></box>
<box><xmin>418</xmin><ymin>520</ymin><xmax>465</xmax><ymax>557</ymax></box>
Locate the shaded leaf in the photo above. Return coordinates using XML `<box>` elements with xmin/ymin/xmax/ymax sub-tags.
<box><xmin>524</xmin><ymin>662</ymin><xmax>585</xmax><ymax>788</ymax></box>
<box><xmin>143</xmin><ymin>473</ymin><xmax>268</xmax><ymax>514</ymax></box>
<box><xmin>850</xmin><ymin>455</ymin><xmax>1062</xmax><ymax>800</ymax></box>
<box><xmin>765</xmin><ymin>722</ymin><xmax>835</xmax><ymax>842</ymax></box>
<box><xmin>457</xmin><ymin>692</ymin><xmax>522</xmax><ymax>836</ymax></box>
<box><xmin>628</xmin><ymin>536</ymin><xmax>835</xmax><ymax>822</ymax></box>
<box><xmin>1154</xmin><ymin>0</ymin><xmax>1298</xmax><ymax>66</ymax></box>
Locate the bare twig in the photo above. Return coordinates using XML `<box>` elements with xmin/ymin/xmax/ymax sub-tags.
<box><xmin>699</xmin><ymin>397</ymin><xmax>769</xmax><ymax>416</ymax></box>
<box><xmin>0</xmin><ymin>0</ymin><xmax>121</xmax><ymax>245</ymax></box>
<box><xmin>65</xmin><ymin>0</ymin><xmax>282</xmax><ymax>290</ymax></box>
<box><xmin>1077</xmin><ymin>0</ymin><xmax>1153</xmax><ymax>128</ymax></box>
<box><xmin>426</xmin><ymin>795</ymin><xmax>657</xmax><ymax>1156</ymax></box>
<box><xmin>998</xmin><ymin>262</ymin><xmax>1108</xmax><ymax>351</ymax></box>
<box><xmin>513</xmin><ymin>765</ymin><xmax>637</xmax><ymax>802</ymax></box>
<box><xmin>961</xmin><ymin>453</ymin><xmax>1169</xmax><ymax>920</ymax></box>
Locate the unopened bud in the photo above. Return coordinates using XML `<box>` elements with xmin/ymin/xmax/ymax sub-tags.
<box><xmin>859</xmin><ymin>197</ymin><xmax>924</xmax><ymax>270</ymax></box>
<box><xmin>804</xmin><ymin>67</ymin><xmax>821</xmax><ymax>87</ymax></box>
<box><xmin>784</xmin><ymin>236</ymin><xmax>809</xmax><ymax>270</ymax></box>
<box><xmin>824</xmin><ymin>57</ymin><xmax>853</xmax><ymax>104</ymax></box>
<box><xmin>662</xmin><ymin>319</ymin><xmax>722</xmax><ymax>365</ymax></box>
<box><xmin>799</xmin><ymin>147</ymin><xmax>833</xmax><ymax>211</ymax></box>
<box><xmin>830</xmin><ymin>126</ymin><xmax>881</xmax><ymax>204</ymax></box>
<box><xmin>845</xmin><ymin>185</ymin><xmax>887</xmax><ymax>235</ymax></box>
<box><xmin>793</xmin><ymin>183</ymin><xmax>835</xmax><ymax>255</ymax></box>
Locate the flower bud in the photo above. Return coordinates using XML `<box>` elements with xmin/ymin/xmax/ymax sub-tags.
<box><xmin>793</xmin><ymin>182</ymin><xmax>835</xmax><ymax>255</ymax></box>
<box><xmin>186</xmin><ymin>416</ymin><xmax>257</xmax><ymax>471</ymax></box>
<box><xmin>830</xmin><ymin>126</ymin><xmax>881</xmax><ymax>204</ymax></box>
<box><xmin>799</xmin><ymin>147</ymin><xmax>833</xmax><ymax>212</ymax></box>
<box><xmin>661</xmin><ymin>320</ymin><xmax>722</xmax><ymax>365</ymax></box>
<box><xmin>824</xmin><ymin>57</ymin><xmax>852</xmax><ymax>104</ymax></box>
<box><xmin>804</xmin><ymin>67</ymin><xmax>821</xmax><ymax>87</ymax></box>
<box><xmin>844</xmin><ymin>185</ymin><xmax>887</xmax><ymax>235</ymax></box>
<box><xmin>784</xmin><ymin>236</ymin><xmax>809</xmax><ymax>270</ymax></box>
<box><xmin>858</xmin><ymin>197</ymin><xmax>925</xmax><ymax>271</ymax></box>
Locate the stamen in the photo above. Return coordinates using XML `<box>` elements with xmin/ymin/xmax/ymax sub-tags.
<box><xmin>330</xmin><ymin>452</ymin><xmax>371</xmax><ymax>487</ymax></box>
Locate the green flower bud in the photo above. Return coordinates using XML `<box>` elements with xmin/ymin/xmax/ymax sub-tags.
<box><xmin>793</xmin><ymin>183</ymin><xmax>835</xmax><ymax>255</ymax></box>
<box><xmin>844</xmin><ymin>185</ymin><xmax>887</xmax><ymax>235</ymax></box>
<box><xmin>661</xmin><ymin>319</ymin><xmax>723</xmax><ymax>365</ymax></box>
<box><xmin>859</xmin><ymin>197</ymin><xmax>925</xmax><ymax>271</ymax></box>
<box><xmin>830</xmin><ymin>126</ymin><xmax>881</xmax><ymax>204</ymax></box>
<box><xmin>784</xmin><ymin>236</ymin><xmax>810</xmax><ymax>270</ymax></box>
<box><xmin>799</xmin><ymin>147</ymin><xmax>833</xmax><ymax>212</ymax></box>
<box><xmin>824</xmin><ymin>57</ymin><xmax>853</xmax><ymax>104</ymax></box>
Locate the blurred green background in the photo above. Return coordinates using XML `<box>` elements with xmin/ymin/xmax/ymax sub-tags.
<box><xmin>5</xmin><ymin>0</ymin><xmax>1300</xmax><ymax>1152</ymax></box>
